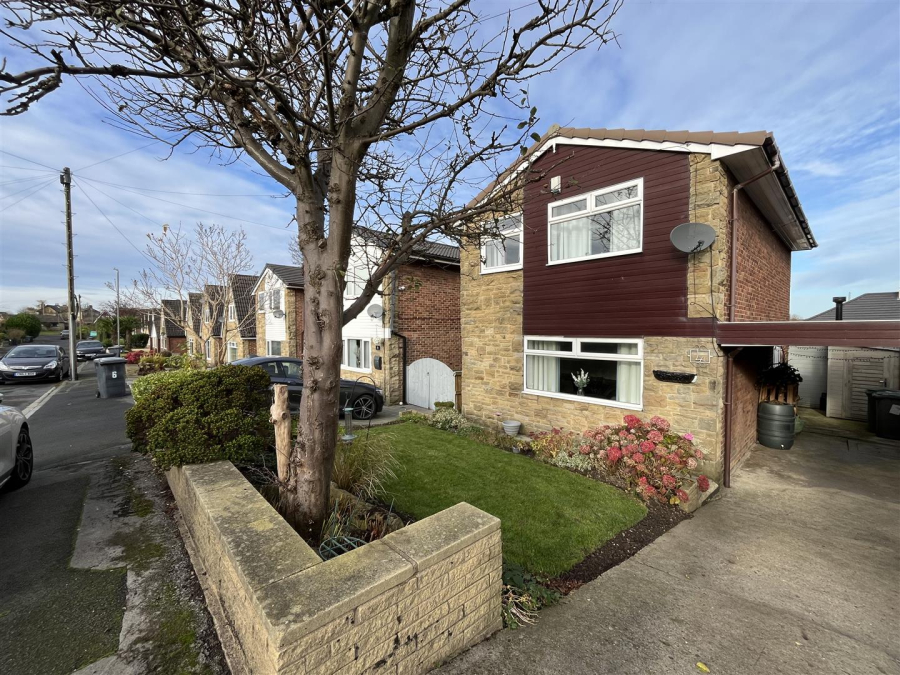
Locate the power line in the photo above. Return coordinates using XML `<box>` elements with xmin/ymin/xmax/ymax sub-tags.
<box><xmin>75</xmin><ymin>139</ymin><xmax>162</xmax><ymax>172</ymax></box>
<box><xmin>0</xmin><ymin>178</ymin><xmax>56</xmax><ymax>212</ymax></box>
<box><xmin>0</xmin><ymin>173</ymin><xmax>58</xmax><ymax>189</ymax></box>
<box><xmin>76</xmin><ymin>179</ymin><xmax>163</xmax><ymax>227</ymax></box>
<box><xmin>76</xmin><ymin>175</ymin><xmax>292</xmax><ymax>231</ymax></box>
<box><xmin>72</xmin><ymin>181</ymin><xmax>160</xmax><ymax>270</ymax></box>
<box><xmin>0</xmin><ymin>149</ymin><xmax>59</xmax><ymax>172</ymax></box>
<box><xmin>0</xmin><ymin>165</ymin><xmax>59</xmax><ymax>172</ymax></box>
<box><xmin>74</xmin><ymin>174</ymin><xmax>289</xmax><ymax>198</ymax></box>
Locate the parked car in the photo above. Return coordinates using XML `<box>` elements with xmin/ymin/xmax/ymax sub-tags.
<box><xmin>0</xmin><ymin>392</ymin><xmax>32</xmax><ymax>491</ymax></box>
<box><xmin>60</xmin><ymin>329</ymin><xmax>69</xmax><ymax>340</ymax></box>
<box><xmin>0</xmin><ymin>344</ymin><xmax>71</xmax><ymax>383</ymax></box>
<box><xmin>75</xmin><ymin>340</ymin><xmax>106</xmax><ymax>361</ymax></box>
<box><xmin>231</xmin><ymin>356</ymin><xmax>385</xmax><ymax>420</ymax></box>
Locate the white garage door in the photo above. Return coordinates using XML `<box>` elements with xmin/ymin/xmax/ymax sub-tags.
<box><xmin>407</xmin><ymin>358</ymin><xmax>455</xmax><ymax>410</ymax></box>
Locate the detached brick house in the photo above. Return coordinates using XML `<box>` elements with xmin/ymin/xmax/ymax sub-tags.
<box><xmin>461</xmin><ymin>126</ymin><xmax>821</xmax><ymax>483</ymax></box>
<box><xmin>159</xmin><ymin>298</ymin><xmax>188</xmax><ymax>353</ymax></box>
<box><xmin>254</xmin><ymin>234</ymin><xmax>461</xmax><ymax>408</ymax></box>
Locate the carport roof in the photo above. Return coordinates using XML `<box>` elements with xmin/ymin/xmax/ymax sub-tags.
<box><xmin>717</xmin><ymin>320</ymin><xmax>900</xmax><ymax>348</ymax></box>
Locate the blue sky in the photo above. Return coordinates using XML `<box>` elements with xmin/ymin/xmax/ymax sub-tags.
<box><xmin>1</xmin><ymin>0</ymin><xmax>898</xmax><ymax>317</ymax></box>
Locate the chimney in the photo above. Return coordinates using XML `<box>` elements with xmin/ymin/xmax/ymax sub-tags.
<box><xmin>833</xmin><ymin>296</ymin><xmax>846</xmax><ymax>321</ymax></box>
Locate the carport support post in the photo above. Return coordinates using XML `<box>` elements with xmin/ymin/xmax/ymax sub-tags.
<box><xmin>270</xmin><ymin>384</ymin><xmax>290</xmax><ymax>482</ymax></box>
<box><xmin>61</xmin><ymin>167</ymin><xmax>77</xmax><ymax>382</ymax></box>
<box><xmin>723</xmin><ymin>347</ymin><xmax>743</xmax><ymax>488</ymax></box>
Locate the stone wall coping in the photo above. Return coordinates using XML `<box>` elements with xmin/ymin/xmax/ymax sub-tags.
<box><xmin>168</xmin><ymin>461</ymin><xmax>501</xmax><ymax>668</ymax></box>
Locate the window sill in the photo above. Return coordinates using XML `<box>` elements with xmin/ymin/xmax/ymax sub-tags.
<box><xmin>342</xmin><ymin>365</ymin><xmax>371</xmax><ymax>374</ymax></box>
<box><xmin>546</xmin><ymin>247</ymin><xmax>642</xmax><ymax>266</ymax></box>
<box><xmin>522</xmin><ymin>388</ymin><xmax>642</xmax><ymax>410</ymax></box>
<box><xmin>480</xmin><ymin>264</ymin><xmax>523</xmax><ymax>275</ymax></box>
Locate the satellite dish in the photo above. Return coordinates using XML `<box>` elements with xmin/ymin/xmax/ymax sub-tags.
<box><xmin>272</xmin><ymin>309</ymin><xmax>285</xmax><ymax>319</ymax></box>
<box><xmin>367</xmin><ymin>304</ymin><xmax>384</xmax><ymax>319</ymax></box>
<box><xmin>671</xmin><ymin>222</ymin><xmax>717</xmax><ymax>253</ymax></box>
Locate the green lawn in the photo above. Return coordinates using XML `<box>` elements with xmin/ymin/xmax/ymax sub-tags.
<box><xmin>372</xmin><ymin>423</ymin><xmax>646</xmax><ymax>577</ymax></box>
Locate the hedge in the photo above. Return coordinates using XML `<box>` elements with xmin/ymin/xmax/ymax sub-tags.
<box><xmin>126</xmin><ymin>365</ymin><xmax>273</xmax><ymax>469</ymax></box>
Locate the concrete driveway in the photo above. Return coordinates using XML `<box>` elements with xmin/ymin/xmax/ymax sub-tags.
<box><xmin>438</xmin><ymin>425</ymin><xmax>900</xmax><ymax>674</ymax></box>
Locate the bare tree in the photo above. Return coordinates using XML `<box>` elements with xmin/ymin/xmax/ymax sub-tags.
<box><xmin>122</xmin><ymin>223</ymin><xmax>255</xmax><ymax>365</ymax></box>
<box><xmin>1</xmin><ymin>0</ymin><xmax>622</xmax><ymax>537</ymax></box>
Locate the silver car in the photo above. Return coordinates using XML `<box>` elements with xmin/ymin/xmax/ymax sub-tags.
<box><xmin>0</xmin><ymin>393</ymin><xmax>33</xmax><ymax>492</ymax></box>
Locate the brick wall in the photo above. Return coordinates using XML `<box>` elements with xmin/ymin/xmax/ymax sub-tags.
<box><xmin>733</xmin><ymin>189</ymin><xmax>792</xmax><ymax>321</ymax></box>
<box><xmin>288</xmin><ymin>288</ymin><xmax>304</xmax><ymax>358</ymax></box>
<box><xmin>729</xmin><ymin>347</ymin><xmax>773</xmax><ymax>470</ymax></box>
<box><xmin>165</xmin><ymin>336</ymin><xmax>186</xmax><ymax>354</ymax></box>
<box><xmin>395</xmin><ymin>262</ymin><xmax>461</xmax><ymax>371</ymax></box>
<box><xmin>460</xmin><ymin>246</ymin><xmax>726</xmax><ymax>480</ymax></box>
<box><xmin>168</xmin><ymin>462</ymin><xmax>502</xmax><ymax>675</ymax></box>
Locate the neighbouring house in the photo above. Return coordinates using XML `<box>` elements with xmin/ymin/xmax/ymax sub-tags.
<box><xmin>159</xmin><ymin>298</ymin><xmax>188</xmax><ymax>354</ymax></box>
<box><xmin>254</xmin><ymin>233</ymin><xmax>461</xmax><ymax>408</ymax></box>
<box><xmin>138</xmin><ymin>308</ymin><xmax>161</xmax><ymax>350</ymax></box>
<box><xmin>791</xmin><ymin>292</ymin><xmax>900</xmax><ymax>419</ymax></box>
<box><xmin>26</xmin><ymin>301</ymin><xmax>68</xmax><ymax>330</ymax></box>
<box><xmin>460</xmin><ymin>126</ymin><xmax>898</xmax><ymax>486</ymax></box>
<box><xmin>198</xmin><ymin>276</ymin><xmax>259</xmax><ymax>364</ymax></box>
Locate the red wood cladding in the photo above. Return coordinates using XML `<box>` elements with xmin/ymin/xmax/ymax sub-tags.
<box><xmin>717</xmin><ymin>321</ymin><xmax>900</xmax><ymax>348</ymax></box>
<box><xmin>522</xmin><ymin>146</ymin><xmax>711</xmax><ymax>337</ymax></box>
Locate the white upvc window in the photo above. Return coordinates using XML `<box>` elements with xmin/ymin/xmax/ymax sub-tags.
<box><xmin>523</xmin><ymin>336</ymin><xmax>643</xmax><ymax>409</ymax></box>
<box><xmin>344</xmin><ymin>265</ymin><xmax>369</xmax><ymax>298</ymax></box>
<box><xmin>203</xmin><ymin>306</ymin><xmax>211</xmax><ymax>323</ymax></box>
<box><xmin>227</xmin><ymin>341</ymin><xmax>238</xmax><ymax>362</ymax></box>
<box><xmin>228</xmin><ymin>304</ymin><xmax>236</xmax><ymax>321</ymax></box>
<box><xmin>266</xmin><ymin>340</ymin><xmax>282</xmax><ymax>356</ymax></box>
<box><xmin>270</xmin><ymin>289</ymin><xmax>282</xmax><ymax>311</ymax></box>
<box><xmin>257</xmin><ymin>291</ymin><xmax>266</xmax><ymax>312</ymax></box>
<box><xmin>481</xmin><ymin>213</ymin><xmax>523</xmax><ymax>274</ymax></box>
<box><xmin>547</xmin><ymin>178</ymin><xmax>643</xmax><ymax>265</ymax></box>
<box><xmin>341</xmin><ymin>337</ymin><xmax>371</xmax><ymax>372</ymax></box>
<box><xmin>187</xmin><ymin>337</ymin><xmax>195</xmax><ymax>355</ymax></box>
<box><xmin>205</xmin><ymin>339</ymin><xmax>212</xmax><ymax>360</ymax></box>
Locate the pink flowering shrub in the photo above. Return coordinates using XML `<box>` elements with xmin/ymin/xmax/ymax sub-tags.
<box><xmin>582</xmin><ymin>415</ymin><xmax>709</xmax><ymax>504</ymax></box>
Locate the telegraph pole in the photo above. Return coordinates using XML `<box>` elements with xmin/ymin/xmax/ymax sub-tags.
<box><xmin>61</xmin><ymin>167</ymin><xmax>77</xmax><ymax>381</ymax></box>
<box><xmin>114</xmin><ymin>267</ymin><xmax>120</xmax><ymax>350</ymax></box>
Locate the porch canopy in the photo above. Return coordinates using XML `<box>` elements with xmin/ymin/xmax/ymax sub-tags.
<box><xmin>717</xmin><ymin>320</ymin><xmax>900</xmax><ymax>348</ymax></box>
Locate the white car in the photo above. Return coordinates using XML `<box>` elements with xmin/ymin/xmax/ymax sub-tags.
<box><xmin>0</xmin><ymin>393</ymin><xmax>32</xmax><ymax>492</ymax></box>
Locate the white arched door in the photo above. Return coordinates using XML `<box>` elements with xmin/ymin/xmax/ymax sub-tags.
<box><xmin>407</xmin><ymin>358</ymin><xmax>455</xmax><ymax>410</ymax></box>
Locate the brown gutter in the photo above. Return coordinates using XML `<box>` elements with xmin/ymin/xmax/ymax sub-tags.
<box><xmin>728</xmin><ymin>156</ymin><xmax>782</xmax><ymax>321</ymax></box>
<box><xmin>722</xmin><ymin>346</ymin><xmax>744</xmax><ymax>488</ymax></box>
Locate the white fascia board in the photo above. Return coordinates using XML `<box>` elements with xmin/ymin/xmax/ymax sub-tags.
<box><xmin>475</xmin><ymin>137</ymin><xmax>760</xmax><ymax>207</ymax></box>
<box><xmin>250</xmin><ymin>268</ymin><xmax>270</xmax><ymax>294</ymax></box>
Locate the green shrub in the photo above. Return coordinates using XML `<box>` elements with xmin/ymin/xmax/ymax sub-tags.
<box><xmin>126</xmin><ymin>365</ymin><xmax>273</xmax><ymax>469</ymax></box>
<box><xmin>433</xmin><ymin>401</ymin><xmax>455</xmax><ymax>410</ymax></box>
<box><xmin>102</xmin><ymin>338</ymin><xmax>113</xmax><ymax>348</ymax></box>
<box><xmin>331</xmin><ymin>431</ymin><xmax>398</xmax><ymax>502</ymax></box>
<box><xmin>428</xmin><ymin>407</ymin><xmax>471</xmax><ymax>432</ymax></box>
<box><xmin>5</xmin><ymin>313</ymin><xmax>42</xmax><ymax>338</ymax></box>
<box><xmin>131</xmin><ymin>333</ymin><xmax>150</xmax><ymax>348</ymax></box>
<box><xmin>502</xmin><ymin>563</ymin><xmax>560</xmax><ymax>629</ymax></box>
<box><xmin>164</xmin><ymin>353</ymin><xmax>205</xmax><ymax>370</ymax></box>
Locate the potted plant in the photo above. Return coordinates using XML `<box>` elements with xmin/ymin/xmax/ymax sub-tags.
<box><xmin>572</xmin><ymin>368</ymin><xmax>590</xmax><ymax>396</ymax></box>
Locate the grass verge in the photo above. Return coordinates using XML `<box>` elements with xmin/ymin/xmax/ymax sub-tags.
<box><xmin>372</xmin><ymin>423</ymin><xmax>646</xmax><ymax>577</ymax></box>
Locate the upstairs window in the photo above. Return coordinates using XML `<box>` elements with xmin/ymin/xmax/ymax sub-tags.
<box><xmin>344</xmin><ymin>265</ymin><xmax>369</xmax><ymax>298</ymax></box>
<box><xmin>203</xmin><ymin>306</ymin><xmax>211</xmax><ymax>323</ymax></box>
<box><xmin>547</xmin><ymin>179</ymin><xmax>643</xmax><ymax>264</ymax></box>
<box><xmin>257</xmin><ymin>292</ymin><xmax>266</xmax><ymax>313</ymax></box>
<box><xmin>270</xmin><ymin>289</ymin><xmax>282</xmax><ymax>311</ymax></box>
<box><xmin>228</xmin><ymin>304</ymin><xmax>236</xmax><ymax>321</ymax></box>
<box><xmin>482</xmin><ymin>213</ymin><xmax>523</xmax><ymax>273</ymax></box>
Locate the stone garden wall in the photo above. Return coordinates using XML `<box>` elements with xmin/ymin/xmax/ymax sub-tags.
<box><xmin>168</xmin><ymin>462</ymin><xmax>502</xmax><ymax>674</ymax></box>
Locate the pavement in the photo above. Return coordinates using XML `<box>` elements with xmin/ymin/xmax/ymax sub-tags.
<box><xmin>437</xmin><ymin>426</ymin><xmax>900</xmax><ymax>674</ymax></box>
<box><xmin>0</xmin><ymin>360</ymin><xmax>225</xmax><ymax>674</ymax></box>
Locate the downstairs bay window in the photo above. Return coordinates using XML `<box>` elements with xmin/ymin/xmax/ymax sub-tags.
<box><xmin>524</xmin><ymin>337</ymin><xmax>643</xmax><ymax>409</ymax></box>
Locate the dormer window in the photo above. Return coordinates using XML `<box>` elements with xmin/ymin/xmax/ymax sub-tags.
<box><xmin>481</xmin><ymin>213</ymin><xmax>523</xmax><ymax>274</ymax></box>
<box><xmin>547</xmin><ymin>178</ymin><xmax>643</xmax><ymax>265</ymax></box>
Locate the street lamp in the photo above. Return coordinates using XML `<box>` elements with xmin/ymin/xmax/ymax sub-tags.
<box><xmin>113</xmin><ymin>267</ymin><xmax>120</xmax><ymax>350</ymax></box>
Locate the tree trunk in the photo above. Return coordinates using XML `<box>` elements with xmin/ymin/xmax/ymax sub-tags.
<box><xmin>290</xmin><ymin>249</ymin><xmax>343</xmax><ymax>540</ymax></box>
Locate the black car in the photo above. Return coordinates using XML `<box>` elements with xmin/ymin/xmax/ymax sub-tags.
<box><xmin>75</xmin><ymin>340</ymin><xmax>107</xmax><ymax>361</ymax></box>
<box><xmin>232</xmin><ymin>356</ymin><xmax>384</xmax><ymax>420</ymax></box>
<box><xmin>0</xmin><ymin>344</ymin><xmax>71</xmax><ymax>383</ymax></box>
